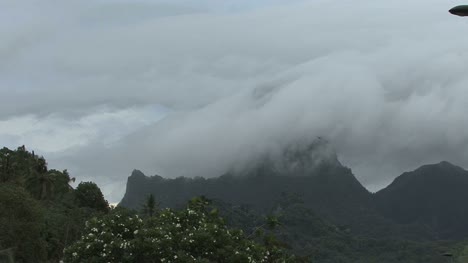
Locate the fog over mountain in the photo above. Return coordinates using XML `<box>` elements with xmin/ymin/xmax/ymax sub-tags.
<box><xmin>2</xmin><ymin>0</ymin><xmax>468</xmax><ymax>202</ymax></box>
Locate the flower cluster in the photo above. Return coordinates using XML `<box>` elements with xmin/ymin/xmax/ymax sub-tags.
<box><xmin>63</xmin><ymin>200</ymin><xmax>294</xmax><ymax>262</ymax></box>
<box><xmin>63</xmin><ymin>209</ymin><xmax>143</xmax><ymax>262</ymax></box>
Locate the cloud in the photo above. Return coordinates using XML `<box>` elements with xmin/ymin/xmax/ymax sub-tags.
<box><xmin>2</xmin><ymin>0</ymin><xmax>468</xmax><ymax>201</ymax></box>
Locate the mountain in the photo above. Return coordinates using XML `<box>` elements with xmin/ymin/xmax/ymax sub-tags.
<box><xmin>119</xmin><ymin>139</ymin><xmax>468</xmax><ymax>241</ymax></box>
<box><xmin>119</xmin><ymin>139</ymin><xmax>374</xmax><ymax>228</ymax></box>
<box><xmin>374</xmin><ymin>161</ymin><xmax>468</xmax><ymax>239</ymax></box>
<box><xmin>117</xmin><ymin>144</ymin><xmax>468</xmax><ymax>261</ymax></box>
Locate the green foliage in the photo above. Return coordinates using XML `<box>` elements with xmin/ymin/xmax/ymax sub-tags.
<box><xmin>0</xmin><ymin>146</ymin><xmax>109</xmax><ymax>262</ymax></box>
<box><xmin>142</xmin><ymin>194</ymin><xmax>158</xmax><ymax>217</ymax></box>
<box><xmin>0</xmin><ymin>184</ymin><xmax>47</xmax><ymax>262</ymax></box>
<box><xmin>0</xmin><ymin>146</ymin><xmax>75</xmax><ymax>201</ymax></box>
<box><xmin>4</xmin><ymin>145</ymin><xmax>468</xmax><ymax>263</ymax></box>
<box><xmin>42</xmin><ymin>195</ymin><xmax>104</xmax><ymax>262</ymax></box>
<box><xmin>204</xmin><ymin>193</ymin><xmax>459</xmax><ymax>263</ymax></box>
<box><xmin>0</xmin><ymin>146</ymin><xmax>40</xmax><ymax>184</ymax></box>
<box><xmin>118</xmin><ymin>158</ymin><xmax>468</xmax><ymax>262</ymax></box>
<box><xmin>456</xmin><ymin>244</ymin><xmax>468</xmax><ymax>262</ymax></box>
<box><xmin>25</xmin><ymin>169</ymin><xmax>72</xmax><ymax>200</ymax></box>
<box><xmin>75</xmin><ymin>181</ymin><xmax>110</xmax><ymax>213</ymax></box>
<box><xmin>64</xmin><ymin>198</ymin><xmax>297</xmax><ymax>262</ymax></box>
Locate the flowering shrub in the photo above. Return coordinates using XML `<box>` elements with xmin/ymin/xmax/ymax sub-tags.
<box><xmin>64</xmin><ymin>198</ymin><xmax>296</xmax><ymax>262</ymax></box>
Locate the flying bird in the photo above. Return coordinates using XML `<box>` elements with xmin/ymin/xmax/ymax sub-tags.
<box><xmin>449</xmin><ymin>5</ymin><xmax>468</xmax><ymax>16</ymax></box>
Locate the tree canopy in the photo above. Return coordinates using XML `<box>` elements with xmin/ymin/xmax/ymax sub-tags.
<box><xmin>0</xmin><ymin>146</ymin><xmax>110</xmax><ymax>262</ymax></box>
<box><xmin>64</xmin><ymin>197</ymin><xmax>298</xmax><ymax>263</ymax></box>
<box><xmin>0</xmin><ymin>184</ymin><xmax>46</xmax><ymax>262</ymax></box>
<box><xmin>75</xmin><ymin>181</ymin><xmax>109</xmax><ymax>213</ymax></box>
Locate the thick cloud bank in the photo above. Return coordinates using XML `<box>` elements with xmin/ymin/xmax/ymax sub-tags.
<box><xmin>2</xmin><ymin>0</ymin><xmax>468</xmax><ymax>201</ymax></box>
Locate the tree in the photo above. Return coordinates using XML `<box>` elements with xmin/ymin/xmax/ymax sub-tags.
<box><xmin>0</xmin><ymin>184</ymin><xmax>47</xmax><ymax>262</ymax></box>
<box><xmin>0</xmin><ymin>146</ymin><xmax>48</xmax><ymax>186</ymax></box>
<box><xmin>0</xmin><ymin>146</ymin><xmax>109</xmax><ymax>262</ymax></box>
<box><xmin>142</xmin><ymin>194</ymin><xmax>158</xmax><ymax>217</ymax></box>
<box><xmin>35</xmin><ymin>156</ymin><xmax>48</xmax><ymax>174</ymax></box>
<box><xmin>0</xmin><ymin>148</ymin><xmax>14</xmax><ymax>183</ymax></box>
<box><xmin>42</xmin><ymin>196</ymin><xmax>99</xmax><ymax>262</ymax></box>
<box><xmin>25</xmin><ymin>170</ymin><xmax>61</xmax><ymax>200</ymax></box>
<box><xmin>75</xmin><ymin>182</ymin><xmax>109</xmax><ymax>213</ymax></box>
<box><xmin>64</xmin><ymin>198</ymin><xmax>297</xmax><ymax>263</ymax></box>
<box><xmin>49</xmin><ymin>169</ymin><xmax>75</xmax><ymax>197</ymax></box>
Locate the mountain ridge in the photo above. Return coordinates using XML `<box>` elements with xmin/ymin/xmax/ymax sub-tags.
<box><xmin>119</xmin><ymin>141</ymin><xmax>468</xmax><ymax>240</ymax></box>
<box><xmin>374</xmin><ymin>160</ymin><xmax>468</xmax><ymax>239</ymax></box>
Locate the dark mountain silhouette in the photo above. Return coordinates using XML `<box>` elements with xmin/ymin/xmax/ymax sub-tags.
<box><xmin>120</xmin><ymin>139</ymin><xmax>372</xmax><ymax>225</ymax></box>
<box><xmin>374</xmin><ymin>161</ymin><xmax>468</xmax><ymax>239</ymax></box>
<box><xmin>119</xmin><ymin>140</ymin><xmax>468</xmax><ymax>241</ymax></box>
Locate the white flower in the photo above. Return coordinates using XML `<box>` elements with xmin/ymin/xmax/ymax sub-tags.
<box><xmin>72</xmin><ymin>252</ymin><xmax>78</xmax><ymax>257</ymax></box>
<box><xmin>134</xmin><ymin>230</ymin><xmax>139</xmax><ymax>235</ymax></box>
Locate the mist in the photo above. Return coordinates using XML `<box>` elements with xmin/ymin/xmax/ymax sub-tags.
<box><xmin>2</xmin><ymin>0</ymin><xmax>468</xmax><ymax>202</ymax></box>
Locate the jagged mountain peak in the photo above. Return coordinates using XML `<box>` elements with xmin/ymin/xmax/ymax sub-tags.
<box><xmin>237</xmin><ymin>137</ymin><xmax>343</xmax><ymax>177</ymax></box>
<box><xmin>283</xmin><ymin>137</ymin><xmax>340</xmax><ymax>166</ymax></box>
<box><xmin>130</xmin><ymin>169</ymin><xmax>146</xmax><ymax>178</ymax></box>
<box><xmin>119</xmin><ymin>137</ymin><xmax>371</xmax><ymax>230</ymax></box>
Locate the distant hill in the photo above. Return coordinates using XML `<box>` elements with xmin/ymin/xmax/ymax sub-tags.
<box><xmin>374</xmin><ymin>161</ymin><xmax>468</xmax><ymax>239</ymax></box>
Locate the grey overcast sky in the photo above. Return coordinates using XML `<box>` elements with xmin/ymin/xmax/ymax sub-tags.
<box><xmin>2</xmin><ymin>0</ymin><xmax>468</xmax><ymax>203</ymax></box>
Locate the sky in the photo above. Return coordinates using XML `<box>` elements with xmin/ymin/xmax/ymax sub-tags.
<box><xmin>2</xmin><ymin>0</ymin><xmax>468</xmax><ymax>203</ymax></box>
